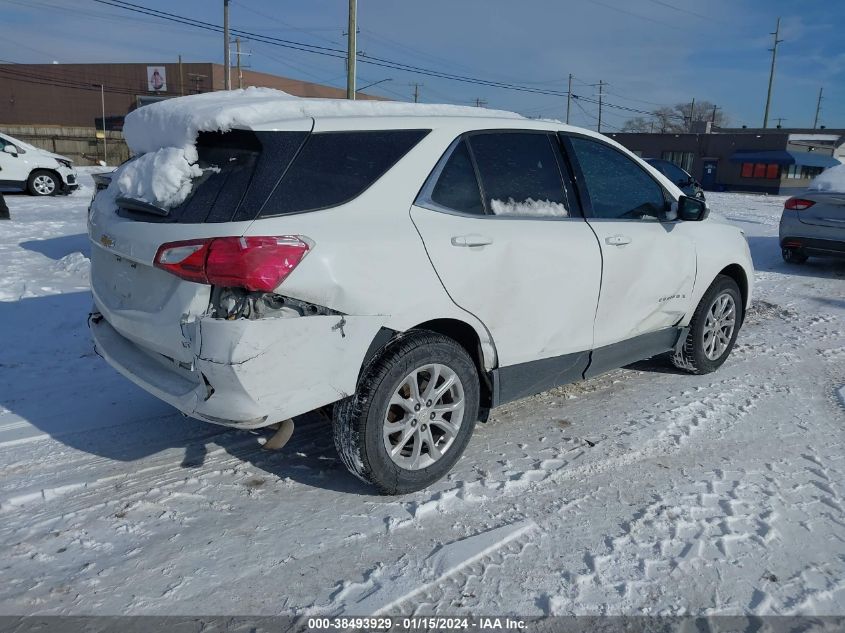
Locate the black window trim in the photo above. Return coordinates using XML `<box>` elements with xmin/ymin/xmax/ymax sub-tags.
<box><xmin>258</xmin><ymin>128</ymin><xmax>432</xmax><ymax>219</ymax></box>
<box><xmin>560</xmin><ymin>132</ymin><xmax>675</xmax><ymax>224</ymax></box>
<box><xmin>415</xmin><ymin>129</ymin><xmax>584</xmax><ymax>221</ymax></box>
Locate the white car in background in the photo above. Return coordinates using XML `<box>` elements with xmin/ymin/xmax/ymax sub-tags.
<box><xmin>0</xmin><ymin>132</ymin><xmax>78</xmax><ymax>196</ymax></box>
<box><xmin>88</xmin><ymin>94</ymin><xmax>754</xmax><ymax>494</ymax></box>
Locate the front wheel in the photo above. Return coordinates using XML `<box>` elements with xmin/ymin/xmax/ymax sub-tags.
<box><xmin>27</xmin><ymin>170</ymin><xmax>59</xmax><ymax>196</ymax></box>
<box><xmin>672</xmin><ymin>275</ymin><xmax>743</xmax><ymax>375</ymax></box>
<box><xmin>333</xmin><ymin>330</ymin><xmax>479</xmax><ymax>495</ymax></box>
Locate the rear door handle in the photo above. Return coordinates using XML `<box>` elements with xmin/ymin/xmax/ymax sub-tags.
<box><xmin>605</xmin><ymin>234</ymin><xmax>632</xmax><ymax>246</ymax></box>
<box><xmin>451</xmin><ymin>234</ymin><xmax>494</xmax><ymax>247</ymax></box>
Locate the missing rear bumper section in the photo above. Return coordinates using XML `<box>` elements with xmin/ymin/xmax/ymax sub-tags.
<box><xmin>89</xmin><ymin>307</ymin><xmax>385</xmax><ymax>428</ymax></box>
<box><xmin>209</xmin><ymin>287</ymin><xmax>343</xmax><ymax>320</ymax></box>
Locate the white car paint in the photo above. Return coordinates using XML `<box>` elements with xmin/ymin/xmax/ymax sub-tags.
<box><xmin>0</xmin><ymin>132</ymin><xmax>78</xmax><ymax>194</ymax></box>
<box><xmin>587</xmin><ymin>218</ymin><xmax>697</xmax><ymax>348</ymax></box>
<box><xmin>88</xmin><ymin>111</ymin><xmax>754</xmax><ymax>430</ymax></box>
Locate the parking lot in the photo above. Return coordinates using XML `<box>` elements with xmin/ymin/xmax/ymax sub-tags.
<box><xmin>0</xmin><ymin>174</ymin><xmax>843</xmax><ymax>616</ymax></box>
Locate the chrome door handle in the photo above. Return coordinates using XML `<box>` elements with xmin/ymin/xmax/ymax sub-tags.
<box><xmin>605</xmin><ymin>235</ymin><xmax>632</xmax><ymax>246</ymax></box>
<box><xmin>451</xmin><ymin>234</ymin><xmax>494</xmax><ymax>247</ymax></box>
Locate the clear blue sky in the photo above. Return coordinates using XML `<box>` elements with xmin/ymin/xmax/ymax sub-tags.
<box><xmin>2</xmin><ymin>0</ymin><xmax>843</xmax><ymax>130</ymax></box>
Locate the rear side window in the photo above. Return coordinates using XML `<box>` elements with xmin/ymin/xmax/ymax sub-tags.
<box><xmin>568</xmin><ymin>136</ymin><xmax>666</xmax><ymax>220</ymax></box>
<box><xmin>468</xmin><ymin>132</ymin><xmax>570</xmax><ymax>217</ymax></box>
<box><xmin>430</xmin><ymin>140</ymin><xmax>484</xmax><ymax>216</ymax></box>
<box><xmin>260</xmin><ymin>130</ymin><xmax>429</xmax><ymax>216</ymax></box>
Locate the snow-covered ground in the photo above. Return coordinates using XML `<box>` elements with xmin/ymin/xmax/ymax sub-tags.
<box><xmin>0</xmin><ymin>176</ymin><xmax>843</xmax><ymax>616</ymax></box>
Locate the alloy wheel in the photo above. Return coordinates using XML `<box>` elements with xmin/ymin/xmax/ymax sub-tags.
<box><xmin>33</xmin><ymin>175</ymin><xmax>56</xmax><ymax>195</ymax></box>
<box><xmin>382</xmin><ymin>363</ymin><xmax>465</xmax><ymax>470</ymax></box>
<box><xmin>702</xmin><ymin>292</ymin><xmax>736</xmax><ymax>361</ymax></box>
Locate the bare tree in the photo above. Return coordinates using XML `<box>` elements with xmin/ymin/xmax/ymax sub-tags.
<box><xmin>622</xmin><ymin>100</ymin><xmax>730</xmax><ymax>133</ymax></box>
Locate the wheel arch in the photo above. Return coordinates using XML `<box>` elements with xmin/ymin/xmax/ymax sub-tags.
<box><xmin>359</xmin><ymin>318</ymin><xmax>496</xmax><ymax>417</ymax></box>
<box><xmin>411</xmin><ymin>318</ymin><xmax>495</xmax><ymax>419</ymax></box>
<box><xmin>717</xmin><ymin>263</ymin><xmax>749</xmax><ymax>322</ymax></box>
<box><xmin>28</xmin><ymin>168</ymin><xmax>62</xmax><ymax>194</ymax></box>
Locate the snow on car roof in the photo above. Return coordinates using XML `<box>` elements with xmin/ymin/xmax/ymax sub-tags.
<box><xmin>808</xmin><ymin>163</ymin><xmax>845</xmax><ymax>193</ymax></box>
<box><xmin>123</xmin><ymin>87</ymin><xmax>523</xmax><ymax>155</ymax></box>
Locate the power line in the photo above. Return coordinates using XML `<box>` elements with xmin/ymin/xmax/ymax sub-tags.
<box><xmin>85</xmin><ymin>0</ymin><xmax>598</xmax><ymax>98</ymax></box>
<box><xmin>76</xmin><ymin>0</ymin><xmax>691</xmax><ymax>119</ymax></box>
<box><xmin>643</xmin><ymin>0</ymin><xmax>717</xmax><ymax>22</ymax></box>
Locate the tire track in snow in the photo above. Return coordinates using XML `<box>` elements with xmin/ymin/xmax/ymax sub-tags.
<box><xmin>311</xmin><ymin>519</ymin><xmax>538</xmax><ymax>616</ymax></box>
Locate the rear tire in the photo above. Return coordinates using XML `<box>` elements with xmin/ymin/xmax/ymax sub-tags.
<box><xmin>333</xmin><ymin>330</ymin><xmax>479</xmax><ymax>495</ymax></box>
<box><xmin>27</xmin><ymin>170</ymin><xmax>59</xmax><ymax>196</ymax></box>
<box><xmin>782</xmin><ymin>247</ymin><xmax>808</xmax><ymax>264</ymax></box>
<box><xmin>672</xmin><ymin>275</ymin><xmax>743</xmax><ymax>375</ymax></box>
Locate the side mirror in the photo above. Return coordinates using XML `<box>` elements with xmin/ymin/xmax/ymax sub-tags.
<box><xmin>3</xmin><ymin>145</ymin><xmax>18</xmax><ymax>156</ymax></box>
<box><xmin>678</xmin><ymin>195</ymin><xmax>709</xmax><ymax>221</ymax></box>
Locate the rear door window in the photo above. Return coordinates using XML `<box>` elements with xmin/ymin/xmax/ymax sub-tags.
<box><xmin>468</xmin><ymin>132</ymin><xmax>570</xmax><ymax>218</ymax></box>
<box><xmin>260</xmin><ymin>130</ymin><xmax>429</xmax><ymax>216</ymax></box>
<box><xmin>429</xmin><ymin>139</ymin><xmax>484</xmax><ymax>216</ymax></box>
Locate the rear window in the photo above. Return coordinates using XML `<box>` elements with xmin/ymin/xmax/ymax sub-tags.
<box><xmin>117</xmin><ymin>129</ymin><xmax>308</xmax><ymax>224</ymax></box>
<box><xmin>259</xmin><ymin>129</ymin><xmax>429</xmax><ymax>217</ymax></box>
<box><xmin>117</xmin><ymin>129</ymin><xmax>428</xmax><ymax>224</ymax></box>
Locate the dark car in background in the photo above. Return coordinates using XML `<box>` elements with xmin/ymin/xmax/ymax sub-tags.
<box><xmin>645</xmin><ymin>158</ymin><xmax>705</xmax><ymax>200</ymax></box>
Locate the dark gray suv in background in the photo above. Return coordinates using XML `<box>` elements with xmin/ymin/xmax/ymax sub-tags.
<box><xmin>645</xmin><ymin>158</ymin><xmax>705</xmax><ymax>200</ymax></box>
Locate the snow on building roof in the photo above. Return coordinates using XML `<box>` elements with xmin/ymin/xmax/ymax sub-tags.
<box><xmin>123</xmin><ymin>87</ymin><xmax>522</xmax><ymax>155</ymax></box>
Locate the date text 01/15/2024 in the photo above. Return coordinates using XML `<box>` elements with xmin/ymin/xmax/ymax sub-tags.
<box><xmin>306</xmin><ymin>617</ymin><xmax>526</xmax><ymax>630</ymax></box>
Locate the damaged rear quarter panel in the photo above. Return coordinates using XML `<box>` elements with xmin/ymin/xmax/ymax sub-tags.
<box><xmin>196</xmin><ymin>314</ymin><xmax>386</xmax><ymax>418</ymax></box>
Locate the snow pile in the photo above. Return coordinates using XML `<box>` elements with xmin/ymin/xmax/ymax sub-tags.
<box><xmin>113</xmin><ymin>147</ymin><xmax>203</xmax><ymax>209</ymax></box>
<box><xmin>115</xmin><ymin>87</ymin><xmax>522</xmax><ymax>209</ymax></box>
<box><xmin>808</xmin><ymin>164</ymin><xmax>845</xmax><ymax>192</ymax></box>
<box><xmin>53</xmin><ymin>252</ymin><xmax>90</xmax><ymax>278</ymax></box>
<box><xmin>490</xmin><ymin>197</ymin><xmax>569</xmax><ymax>217</ymax></box>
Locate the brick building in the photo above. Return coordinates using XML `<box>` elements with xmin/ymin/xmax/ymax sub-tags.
<box><xmin>607</xmin><ymin>127</ymin><xmax>844</xmax><ymax>195</ymax></box>
<box><xmin>0</xmin><ymin>62</ymin><xmax>382</xmax><ymax>164</ymax></box>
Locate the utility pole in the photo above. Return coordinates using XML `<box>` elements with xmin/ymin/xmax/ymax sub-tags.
<box><xmin>711</xmin><ymin>104</ymin><xmax>720</xmax><ymax>124</ymax></box>
<box><xmin>566</xmin><ymin>73</ymin><xmax>573</xmax><ymax>124</ymax></box>
<box><xmin>813</xmin><ymin>86</ymin><xmax>823</xmax><ymax>129</ymax></box>
<box><xmin>346</xmin><ymin>0</ymin><xmax>357</xmax><ymax>99</ymax></box>
<box><xmin>411</xmin><ymin>82</ymin><xmax>422</xmax><ymax>103</ymax></box>
<box><xmin>762</xmin><ymin>16</ymin><xmax>783</xmax><ymax>128</ymax></box>
<box><xmin>223</xmin><ymin>0</ymin><xmax>231</xmax><ymax>90</ymax></box>
<box><xmin>474</xmin><ymin>98</ymin><xmax>487</xmax><ymax>108</ymax></box>
<box><xmin>773</xmin><ymin>117</ymin><xmax>787</xmax><ymax>128</ymax></box>
<box><xmin>688</xmin><ymin>97</ymin><xmax>696</xmax><ymax>132</ymax></box>
<box><xmin>236</xmin><ymin>38</ymin><xmax>242</xmax><ymax>89</ymax></box>
<box><xmin>178</xmin><ymin>54</ymin><xmax>184</xmax><ymax>96</ymax></box>
<box><xmin>597</xmin><ymin>80</ymin><xmax>604</xmax><ymax>133</ymax></box>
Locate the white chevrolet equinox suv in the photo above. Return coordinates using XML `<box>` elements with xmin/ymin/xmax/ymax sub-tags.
<box><xmin>89</xmin><ymin>92</ymin><xmax>753</xmax><ymax>494</ymax></box>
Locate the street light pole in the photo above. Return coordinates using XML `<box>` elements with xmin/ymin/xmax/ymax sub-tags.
<box><xmin>357</xmin><ymin>78</ymin><xmax>391</xmax><ymax>93</ymax></box>
<box><xmin>100</xmin><ymin>83</ymin><xmax>107</xmax><ymax>165</ymax></box>
<box><xmin>92</xmin><ymin>83</ymin><xmax>107</xmax><ymax>165</ymax></box>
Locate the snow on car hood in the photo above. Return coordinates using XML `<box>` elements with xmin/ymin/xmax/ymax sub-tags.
<box><xmin>112</xmin><ymin>88</ymin><xmax>522</xmax><ymax>209</ymax></box>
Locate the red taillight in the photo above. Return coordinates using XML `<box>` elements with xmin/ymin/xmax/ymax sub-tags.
<box><xmin>784</xmin><ymin>198</ymin><xmax>815</xmax><ymax>211</ymax></box>
<box><xmin>154</xmin><ymin>236</ymin><xmax>310</xmax><ymax>292</ymax></box>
